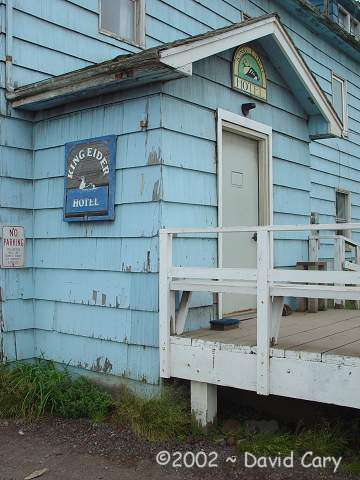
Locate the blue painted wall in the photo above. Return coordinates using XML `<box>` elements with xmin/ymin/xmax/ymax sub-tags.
<box><xmin>1</xmin><ymin>0</ymin><xmax>359</xmax><ymax>388</ymax></box>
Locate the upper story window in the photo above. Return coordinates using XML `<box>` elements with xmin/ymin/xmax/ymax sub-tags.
<box><xmin>99</xmin><ymin>0</ymin><xmax>145</xmax><ymax>47</ymax></box>
<box><xmin>332</xmin><ymin>73</ymin><xmax>348</xmax><ymax>136</ymax></box>
<box><xmin>337</xmin><ymin>4</ymin><xmax>359</xmax><ymax>37</ymax></box>
<box><xmin>338</xmin><ymin>6</ymin><xmax>350</xmax><ymax>30</ymax></box>
<box><xmin>350</xmin><ymin>17</ymin><xmax>359</xmax><ymax>37</ymax></box>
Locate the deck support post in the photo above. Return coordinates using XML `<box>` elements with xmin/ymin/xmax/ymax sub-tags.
<box><xmin>270</xmin><ymin>296</ymin><xmax>284</xmax><ymax>345</ymax></box>
<box><xmin>191</xmin><ymin>381</ymin><xmax>217</xmax><ymax>427</ymax></box>
<box><xmin>175</xmin><ymin>290</ymin><xmax>193</xmax><ymax>335</ymax></box>
<box><xmin>256</xmin><ymin>230</ymin><xmax>271</xmax><ymax>395</ymax></box>
<box><xmin>159</xmin><ymin>231</ymin><xmax>175</xmax><ymax>378</ymax></box>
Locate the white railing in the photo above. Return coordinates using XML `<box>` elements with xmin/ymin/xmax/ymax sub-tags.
<box><xmin>309</xmin><ymin>232</ymin><xmax>360</xmax><ymax>308</ymax></box>
<box><xmin>159</xmin><ymin>223</ymin><xmax>360</xmax><ymax>396</ymax></box>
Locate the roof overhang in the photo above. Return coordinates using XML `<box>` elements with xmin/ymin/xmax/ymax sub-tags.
<box><xmin>158</xmin><ymin>14</ymin><xmax>343</xmax><ymax>139</ymax></box>
<box><xmin>8</xmin><ymin>14</ymin><xmax>342</xmax><ymax>139</ymax></box>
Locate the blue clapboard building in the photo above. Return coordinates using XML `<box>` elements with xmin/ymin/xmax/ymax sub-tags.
<box><xmin>0</xmin><ymin>0</ymin><xmax>359</xmax><ymax>394</ymax></box>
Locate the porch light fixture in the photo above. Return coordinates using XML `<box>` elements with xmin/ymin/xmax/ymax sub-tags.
<box><xmin>241</xmin><ymin>102</ymin><xmax>256</xmax><ymax>116</ymax></box>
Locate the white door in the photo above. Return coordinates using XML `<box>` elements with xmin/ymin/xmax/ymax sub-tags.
<box><xmin>221</xmin><ymin>130</ymin><xmax>259</xmax><ymax>316</ymax></box>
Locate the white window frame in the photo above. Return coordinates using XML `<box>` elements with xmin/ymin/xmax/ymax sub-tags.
<box><xmin>99</xmin><ymin>0</ymin><xmax>145</xmax><ymax>48</ymax></box>
<box><xmin>350</xmin><ymin>17</ymin><xmax>360</xmax><ymax>38</ymax></box>
<box><xmin>332</xmin><ymin>72</ymin><xmax>348</xmax><ymax>137</ymax></box>
<box><xmin>338</xmin><ymin>5</ymin><xmax>351</xmax><ymax>32</ymax></box>
<box><xmin>336</xmin><ymin>188</ymin><xmax>351</xmax><ymax>238</ymax></box>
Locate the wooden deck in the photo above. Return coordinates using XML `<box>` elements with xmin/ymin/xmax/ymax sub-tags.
<box><xmin>181</xmin><ymin>309</ymin><xmax>360</xmax><ymax>361</ymax></box>
<box><xmin>170</xmin><ymin>308</ymin><xmax>360</xmax><ymax>413</ymax></box>
<box><xmin>160</xmin><ymin>224</ymin><xmax>360</xmax><ymax>423</ymax></box>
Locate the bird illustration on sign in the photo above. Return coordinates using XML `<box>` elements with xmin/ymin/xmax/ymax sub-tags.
<box><xmin>242</xmin><ymin>59</ymin><xmax>260</xmax><ymax>81</ymax></box>
<box><xmin>79</xmin><ymin>176</ymin><xmax>96</xmax><ymax>190</ymax></box>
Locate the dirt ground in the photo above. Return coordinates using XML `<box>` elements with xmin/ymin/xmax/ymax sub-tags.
<box><xmin>0</xmin><ymin>418</ymin><xmax>355</xmax><ymax>480</ymax></box>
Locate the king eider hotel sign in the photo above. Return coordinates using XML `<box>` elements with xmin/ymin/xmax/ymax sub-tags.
<box><xmin>232</xmin><ymin>46</ymin><xmax>267</xmax><ymax>101</ymax></box>
<box><xmin>64</xmin><ymin>135</ymin><xmax>116</xmax><ymax>222</ymax></box>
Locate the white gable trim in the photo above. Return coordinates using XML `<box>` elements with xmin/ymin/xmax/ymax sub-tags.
<box><xmin>159</xmin><ymin>17</ymin><xmax>275</xmax><ymax>69</ymax></box>
<box><xmin>159</xmin><ymin>16</ymin><xmax>342</xmax><ymax>138</ymax></box>
<box><xmin>272</xmin><ymin>25</ymin><xmax>342</xmax><ymax>137</ymax></box>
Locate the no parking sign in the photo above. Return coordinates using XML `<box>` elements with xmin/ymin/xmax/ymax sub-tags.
<box><xmin>2</xmin><ymin>226</ymin><xmax>25</xmax><ymax>268</ymax></box>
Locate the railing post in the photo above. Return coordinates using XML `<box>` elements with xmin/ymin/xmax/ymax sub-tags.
<box><xmin>256</xmin><ymin>230</ymin><xmax>271</xmax><ymax>395</ymax></box>
<box><xmin>335</xmin><ymin>236</ymin><xmax>345</xmax><ymax>309</ymax></box>
<box><xmin>309</xmin><ymin>233</ymin><xmax>319</xmax><ymax>263</ymax></box>
<box><xmin>159</xmin><ymin>231</ymin><xmax>174</xmax><ymax>378</ymax></box>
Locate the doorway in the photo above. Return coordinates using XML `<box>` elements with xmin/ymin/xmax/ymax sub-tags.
<box><xmin>217</xmin><ymin>109</ymin><xmax>272</xmax><ymax>317</ymax></box>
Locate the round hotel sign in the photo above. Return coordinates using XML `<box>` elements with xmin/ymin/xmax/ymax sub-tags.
<box><xmin>232</xmin><ymin>46</ymin><xmax>267</xmax><ymax>101</ymax></box>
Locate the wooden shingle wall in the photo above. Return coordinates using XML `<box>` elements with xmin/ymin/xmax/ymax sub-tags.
<box><xmin>31</xmin><ymin>93</ymin><xmax>164</xmax><ymax>386</ymax></box>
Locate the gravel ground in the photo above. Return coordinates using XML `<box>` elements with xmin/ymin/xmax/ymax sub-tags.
<box><xmin>0</xmin><ymin>418</ymin><xmax>355</xmax><ymax>480</ymax></box>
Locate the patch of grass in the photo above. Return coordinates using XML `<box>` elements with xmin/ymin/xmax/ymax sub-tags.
<box><xmin>237</xmin><ymin>431</ymin><xmax>295</xmax><ymax>456</ymax></box>
<box><xmin>295</xmin><ymin>423</ymin><xmax>348</xmax><ymax>457</ymax></box>
<box><xmin>115</xmin><ymin>387</ymin><xmax>197</xmax><ymax>442</ymax></box>
<box><xmin>341</xmin><ymin>459</ymin><xmax>360</xmax><ymax>474</ymax></box>
<box><xmin>234</xmin><ymin>422</ymin><xmax>349</xmax><ymax>458</ymax></box>
<box><xmin>0</xmin><ymin>361</ymin><xmax>112</xmax><ymax>421</ymax></box>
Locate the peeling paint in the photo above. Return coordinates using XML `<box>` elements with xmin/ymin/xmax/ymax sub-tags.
<box><xmin>121</xmin><ymin>262</ymin><xmax>132</xmax><ymax>272</ymax></box>
<box><xmin>101</xmin><ymin>293</ymin><xmax>106</xmax><ymax>306</ymax></box>
<box><xmin>91</xmin><ymin>356</ymin><xmax>113</xmax><ymax>374</ymax></box>
<box><xmin>152</xmin><ymin>179</ymin><xmax>162</xmax><ymax>201</ymax></box>
<box><xmin>144</xmin><ymin>250</ymin><xmax>151</xmax><ymax>273</ymax></box>
<box><xmin>77</xmin><ymin>361</ymin><xmax>89</xmax><ymax>370</ymax></box>
<box><xmin>140</xmin><ymin>173</ymin><xmax>144</xmax><ymax>195</ymax></box>
<box><xmin>92</xmin><ymin>290</ymin><xmax>97</xmax><ymax>304</ymax></box>
<box><xmin>148</xmin><ymin>147</ymin><xmax>162</xmax><ymax>165</ymax></box>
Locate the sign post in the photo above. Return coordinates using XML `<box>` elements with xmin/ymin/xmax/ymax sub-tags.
<box><xmin>2</xmin><ymin>226</ymin><xmax>25</xmax><ymax>268</ymax></box>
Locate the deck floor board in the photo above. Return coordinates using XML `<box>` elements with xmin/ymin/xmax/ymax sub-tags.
<box><xmin>180</xmin><ymin>310</ymin><xmax>360</xmax><ymax>359</ymax></box>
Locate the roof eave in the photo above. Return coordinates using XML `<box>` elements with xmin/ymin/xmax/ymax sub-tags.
<box><xmin>6</xmin><ymin>50</ymin><xmax>190</xmax><ymax>111</ymax></box>
<box><xmin>6</xmin><ymin>13</ymin><xmax>344</xmax><ymax>138</ymax></box>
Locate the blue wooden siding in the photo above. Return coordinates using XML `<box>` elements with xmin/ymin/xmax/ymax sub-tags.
<box><xmin>151</xmin><ymin>0</ymin><xmax>360</xmax><ymax>265</ymax></box>
<box><xmin>28</xmin><ymin>87</ymin><xmax>216</xmax><ymax>381</ymax></box>
<box><xmin>28</xmin><ymin>93</ymin><xmax>163</xmax><ymax>384</ymax></box>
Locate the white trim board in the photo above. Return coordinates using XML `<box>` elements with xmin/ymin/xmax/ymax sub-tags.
<box><xmin>159</xmin><ymin>15</ymin><xmax>342</xmax><ymax>139</ymax></box>
<box><xmin>170</xmin><ymin>339</ymin><xmax>360</xmax><ymax>409</ymax></box>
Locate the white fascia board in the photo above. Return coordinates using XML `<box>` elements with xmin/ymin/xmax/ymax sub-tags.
<box><xmin>272</xmin><ymin>21</ymin><xmax>343</xmax><ymax>138</ymax></box>
<box><xmin>159</xmin><ymin>16</ymin><xmax>275</xmax><ymax>69</ymax></box>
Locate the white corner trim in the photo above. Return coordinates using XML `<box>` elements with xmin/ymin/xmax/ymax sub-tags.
<box><xmin>158</xmin><ymin>15</ymin><xmax>342</xmax><ymax>138</ymax></box>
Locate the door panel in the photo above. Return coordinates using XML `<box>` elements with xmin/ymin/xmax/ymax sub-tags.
<box><xmin>221</xmin><ymin>130</ymin><xmax>259</xmax><ymax>316</ymax></box>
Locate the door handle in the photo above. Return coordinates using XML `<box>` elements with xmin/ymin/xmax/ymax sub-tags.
<box><xmin>251</xmin><ymin>232</ymin><xmax>257</xmax><ymax>242</ymax></box>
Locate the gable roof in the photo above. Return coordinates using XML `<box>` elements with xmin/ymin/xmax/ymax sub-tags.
<box><xmin>8</xmin><ymin>13</ymin><xmax>342</xmax><ymax>139</ymax></box>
